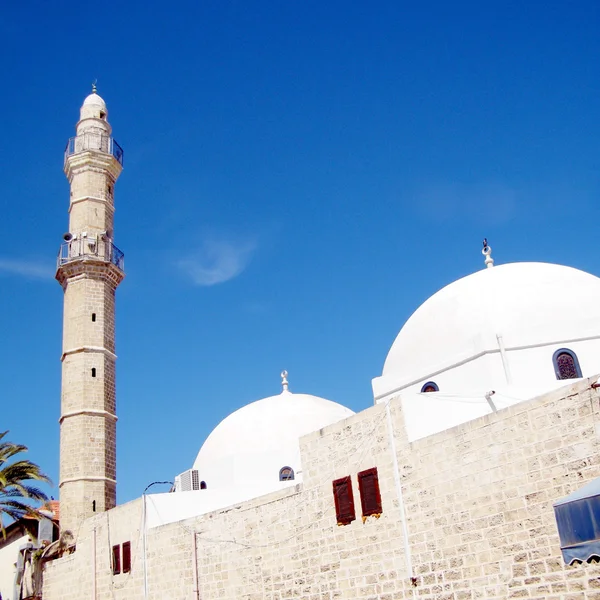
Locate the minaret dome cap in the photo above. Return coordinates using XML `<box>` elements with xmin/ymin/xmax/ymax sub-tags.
<box><xmin>78</xmin><ymin>88</ymin><xmax>110</xmax><ymax>129</ymax></box>
<box><xmin>82</xmin><ymin>92</ymin><xmax>107</xmax><ymax>109</ymax></box>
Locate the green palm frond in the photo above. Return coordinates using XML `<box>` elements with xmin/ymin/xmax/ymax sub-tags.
<box><xmin>0</xmin><ymin>431</ymin><xmax>51</xmax><ymax>536</ymax></box>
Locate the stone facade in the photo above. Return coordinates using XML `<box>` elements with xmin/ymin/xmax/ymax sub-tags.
<box><xmin>43</xmin><ymin>377</ymin><xmax>600</xmax><ymax>599</ymax></box>
<box><xmin>56</xmin><ymin>93</ymin><xmax>124</xmax><ymax>535</ymax></box>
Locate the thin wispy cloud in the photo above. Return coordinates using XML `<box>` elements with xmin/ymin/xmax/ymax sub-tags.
<box><xmin>0</xmin><ymin>259</ymin><xmax>53</xmax><ymax>281</ymax></box>
<box><xmin>176</xmin><ymin>238</ymin><xmax>257</xmax><ymax>286</ymax></box>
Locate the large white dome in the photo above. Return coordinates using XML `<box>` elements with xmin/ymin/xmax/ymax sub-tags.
<box><xmin>382</xmin><ymin>262</ymin><xmax>600</xmax><ymax>384</ymax></box>
<box><xmin>193</xmin><ymin>387</ymin><xmax>354</xmax><ymax>497</ymax></box>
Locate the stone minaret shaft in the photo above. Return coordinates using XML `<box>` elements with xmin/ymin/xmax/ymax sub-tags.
<box><xmin>56</xmin><ymin>90</ymin><xmax>125</xmax><ymax>535</ymax></box>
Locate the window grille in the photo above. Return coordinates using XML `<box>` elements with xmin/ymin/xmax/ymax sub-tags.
<box><xmin>553</xmin><ymin>349</ymin><xmax>582</xmax><ymax>380</ymax></box>
<box><xmin>421</xmin><ymin>381</ymin><xmax>439</xmax><ymax>393</ymax></box>
<box><xmin>279</xmin><ymin>466</ymin><xmax>295</xmax><ymax>481</ymax></box>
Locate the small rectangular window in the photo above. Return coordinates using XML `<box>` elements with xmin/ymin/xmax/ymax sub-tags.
<box><xmin>91</xmin><ymin>368</ymin><xmax>96</xmax><ymax>378</ymax></box>
<box><xmin>112</xmin><ymin>544</ymin><xmax>121</xmax><ymax>575</ymax></box>
<box><xmin>92</xmin><ymin>313</ymin><xmax>96</xmax><ymax>322</ymax></box>
<box><xmin>357</xmin><ymin>467</ymin><xmax>382</xmax><ymax>519</ymax></box>
<box><xmin>332</xmin><ymin>476</ymin><xmax>355</xmax><ymax>526</ymax></box>
<box><xmin>122</xmin><ymin>541</ymin><xmax>131</xmax><ymax>573</ymax></box>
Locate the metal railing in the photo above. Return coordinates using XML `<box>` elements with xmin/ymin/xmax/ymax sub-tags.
<box><xmin>64</xmin><ymin>133</ymin><xmax>124</xmax><ymax>166</ymax></box>
<box><xmin>57</xmin><ymin>238</ymin><xmax>125</xmax><ymax>271</ymax></box>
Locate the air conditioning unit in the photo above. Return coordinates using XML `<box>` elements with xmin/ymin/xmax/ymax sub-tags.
<box><xmin>174</xmin><ymin>469</ymin><xmax>200</xmax><ymax>492</ymax></box>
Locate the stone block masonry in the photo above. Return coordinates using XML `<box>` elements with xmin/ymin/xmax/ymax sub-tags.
<box><xmin>43</xmin><ymin>377</ymin><xmax>600</xmax><ymax>598</ymax></box>
<box><xmin>56</xmin><ymin>91</ymin><xmax>124</xmax><ymax>536</ymax></box>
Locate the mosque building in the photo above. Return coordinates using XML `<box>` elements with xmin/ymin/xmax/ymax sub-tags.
<box><xmin>5</xmin><ymin>90</ymin><xmax>600</xmax><ymax>599</ymax></box>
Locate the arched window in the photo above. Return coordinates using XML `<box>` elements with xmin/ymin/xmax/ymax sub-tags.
<box><xmin>553</xmin><ymin>349</ymin><xmax>582</xmax><ymax>380</ymax></box>
<box><xmin>279</xmin><ymin>466</ymin><xmax>294</xmax><ymax>481</ymax></box>
<box><xmin>200</xmin><ymin>481</ymin><xmax>207</xmax><ymax>490</ymax></box>
<box><xmin>421</xmin><ymin>381</ymin><xmax>439</xmax><ymax>393</ymax></box>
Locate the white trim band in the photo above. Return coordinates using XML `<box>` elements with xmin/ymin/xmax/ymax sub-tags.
<box><xmin>62</xmin><ymin>346</ymin><xmax>117</xmax><ymax>361</ymax></box>
<box><xmin>59</xmin><ymin>476</ymin><xmax>117</xmax><ymax>487</ymax></box>
<box><xmin>60</xmin><ymin>409</ymin><xmax>117</xmax><ymax>423</ymax></box>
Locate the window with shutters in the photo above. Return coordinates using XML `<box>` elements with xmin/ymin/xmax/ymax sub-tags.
<box><xmin>552</xmin><ymin>348</ymin><xmax>582</xmax><ymax>380</ymax></box>
<box><xmin>122</xmin><ymin>541</ymin><xmax>131</xmax><ymax>573</ymax></box>
<box><xmin>357</xmin><ymin>467</ymin><xmax>382</xmax><ymax>520</ymax></box>
<box><xmin>332</xmin><ymin>476</ymin><xmax>355</xmax><ymax>526</ymax></box>
<box><xmin>112</xmin><ymin>544</ymin><xmax>121</xmax><ymax>575</ymax></box>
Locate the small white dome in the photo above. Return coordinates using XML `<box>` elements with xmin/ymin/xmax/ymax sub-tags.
<box><xmin>82</xmin><ymin>92</ymin><xmax>106</xmax><ymax>108</ymax></box>
<box><xmin>382</xmin><ymin>262</ymin><xmax>600</xmax><ymax>383</ymax></box>
<box><xmin>193</xmin><ymin>389</ymin><xmax>354</xmax><ymax>496</ymax></box>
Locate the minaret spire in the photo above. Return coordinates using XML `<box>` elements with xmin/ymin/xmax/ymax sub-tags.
<box><xmin>482</xmin><ymin>238</ymin><xmax>494</xmax><ymax>268</ymax></box>
<box><xmin>56</xmin><ymin>90</ymin><xmax>125</xmax><ymax>535</ymax></box>
<box><xmin>281</xmin><ymin>370</ymin><xmax>289</xmax><ymax>392</ymax></box>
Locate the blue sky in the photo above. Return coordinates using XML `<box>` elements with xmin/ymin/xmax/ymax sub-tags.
<box><xmin>1</xmin><ymin>1</ymin><xmax>599</xmax><ymax>503</ymax></box>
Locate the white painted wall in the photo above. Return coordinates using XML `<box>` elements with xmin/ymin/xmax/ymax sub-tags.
<box><xmin>375</xmin><ymin>339</ymin><xmax>600</xmax><ymax>441</ymax></box>
<box><xmin>144</xmin><ymin>482</ymin><xmax>301</xmax><ymax>530</ymax></box>
<box><xmin>0</xmin><ymin>534</ymin><xmax>29</xmax><ymax>600</ymax></box>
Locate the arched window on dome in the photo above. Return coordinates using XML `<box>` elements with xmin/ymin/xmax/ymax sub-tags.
<box><xmin>279</xmin><ymin>466</ymin><xmax>295</xmax><ymax>481</ymax></box>
<box><xmin>421</xmin><ymin>382</ymin><xmax>439</xmax><ymax>393</ymax></box>
<box><xmin>553</xmin><ymin>349</ymin><xmax>582</xmax><ymax>380</ymax></box>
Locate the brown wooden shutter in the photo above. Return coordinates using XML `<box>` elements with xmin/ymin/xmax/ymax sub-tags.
<box><xmin>358</xmin><ymin>467</ymin><xmax>382</xmax><ymax>518</ymax></box>
<box><xmin>332</xmin><ymin>476</ymin><xmax>356</xmax><ymax>525</ymax></box>
<box><xmin>122</xmin><ymin>541</ymin><xmax>131</xmax><ymax>573</ymax></box>
<box><xmin>112</xmin><ymin>544</ymin><xmax>121</xmax><ymax>575</ymax></box>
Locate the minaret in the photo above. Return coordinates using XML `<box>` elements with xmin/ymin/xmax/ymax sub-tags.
<box><xmin>56</xmin><ymin>87</ymin><xmax>124</xmax><ymax>534</ymax></box>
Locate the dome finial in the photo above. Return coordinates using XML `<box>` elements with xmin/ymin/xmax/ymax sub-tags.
<box><xmin>91</xmin><ymin>79</ymin><xmax>97</xmax><ymax>94</ymax></box>
<box><xmin>281</xmin><ymin>370</ymin><xmax>289</xmax><ymax>392</ymax></box>
<box><xmin>482</xmin><ymin>238</ymin><xmax>494</xmax><ymax>268</ymax></box>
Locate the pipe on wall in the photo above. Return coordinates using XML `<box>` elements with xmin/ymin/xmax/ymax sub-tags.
<box><xmin>92</xmin><ymin>527</ymin><xmax>97</xmax><ymax>600</ymax></box>
<box><xmin>192</xmin><ymin>531</ymin><xmax>200</xmax><ymax>600</ymax></box>
<box><xmin>385</xmin><ymin>399</ymin><xmax>414</xmax><ymax>579</ymax></box>
<box><xmin>496</xmin><ymin>334</ymin><xmax>513</xmax><ymax>385</ymax></box>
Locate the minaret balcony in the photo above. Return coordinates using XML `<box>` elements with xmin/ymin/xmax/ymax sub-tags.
<box><xmin>64</xmin><ymin>133</ymin><xmax>124</xmax><ymax>166</ymax></box>
<box><xmin>58</xmin><ymin>238</ymin><xmax>125</xmax><ymax>272</ymax></box>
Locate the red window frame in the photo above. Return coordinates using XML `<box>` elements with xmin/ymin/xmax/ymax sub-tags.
<box><xmin>357</xmin><ymin>467</ymin><xmax>382</xmax><ymax>518</ymax></box>
<box><xmin>122</xmin><ymin>541</ymin><xmax>131</xmax><ymax>573</ymax></box>
<box><xmin>111</xmin><ymin>544</ymin><xmax>121</xmax><ymax>575</ymax></box>
<box><xmin>332</xmin><ymin>476</ymin><xmax>356</xmax><ymax>525</ymax></box>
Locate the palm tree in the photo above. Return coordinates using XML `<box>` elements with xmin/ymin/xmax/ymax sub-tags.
<box><xmin>0</xmin><ymin>430</ymin><xmax>51</xmax><ymax>533</ymax></box>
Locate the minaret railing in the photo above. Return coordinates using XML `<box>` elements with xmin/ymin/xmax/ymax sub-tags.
<box><xmin>57</xmin><ymin>238</ymin><xmax>125</xmax><ymax>271</ymax></box>
<box><xmin>64</xmin><ymin>133</ymin><xmax>124</xmax><ymax>166</ymax></box>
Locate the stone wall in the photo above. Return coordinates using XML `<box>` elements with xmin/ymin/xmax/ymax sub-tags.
<box><xmin>43</xmin><ymin>378</ymin><xmax>600</xmax><ymax>599</ymax></box>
